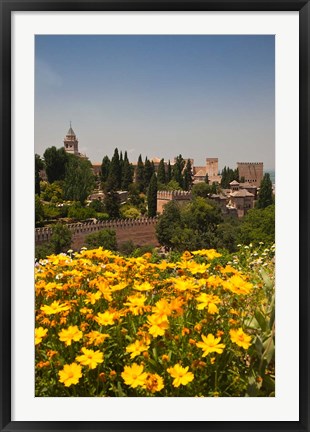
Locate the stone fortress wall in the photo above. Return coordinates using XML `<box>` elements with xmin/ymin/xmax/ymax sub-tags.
<box><xmin>35</xmin><ymin>217</ymin><xmax>159</xmax><ymax>251</ymax></box>
<box><xmin>157</xmin><ymin>190</ymin><xmax>192</xmax><ymax>214</ymax></box>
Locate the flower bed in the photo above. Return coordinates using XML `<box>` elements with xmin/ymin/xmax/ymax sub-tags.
<box><xmin>35</xmin><ymin>245</ymin><xmax>275</xmax><ymax>397</ymax></box>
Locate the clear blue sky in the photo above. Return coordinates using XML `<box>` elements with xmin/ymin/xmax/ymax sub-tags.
<box><xmin>35</xmin><ymin>35</ymin><xmax>275</xmax><ymax>170</ymax></box>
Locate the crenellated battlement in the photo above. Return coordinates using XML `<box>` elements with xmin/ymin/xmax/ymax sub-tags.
<box><xmin>157</xmin><ymin>190</ymin><xmax>192</xmax><ymax>199</ymax></box>
<box><xmin>35</xmin><ymin>217</ymin><xmax>159</xmax><ymax>246</ymax></box>
<box><xmin>237</xmin><ymin>162</ymin><xmax>263</xmax><ymax>165</ymax></box>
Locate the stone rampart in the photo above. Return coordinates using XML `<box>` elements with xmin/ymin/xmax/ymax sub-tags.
<box><xmin>35</xmin><ymin>217</ymin><xmax>159</xmax><ymax>250</ymax></box>
<box><xmin>157</xmin><ymin>190</ymin><xmax>192</xmax><ymax>214</ymax></box>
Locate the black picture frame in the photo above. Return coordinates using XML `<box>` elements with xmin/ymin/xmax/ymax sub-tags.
<box><xmin>1</xmin><ymin>1</ymin><xmax>309</xmax><ymax>431</ymax></box>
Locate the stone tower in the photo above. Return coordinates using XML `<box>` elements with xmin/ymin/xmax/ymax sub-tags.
<box><xmin>237</xmin><ymin>162</ymin><xmax>263</xmax><ymax>186</ymax></box>
<box><xmin>64</xmin><ymin>122</ymin><xmax>79</xmax><ymax>156</ymax></box>
<box><xmin>206</xmin><ymin>158</ymin><xmax>219</xmax><ymax>177</ymax></box>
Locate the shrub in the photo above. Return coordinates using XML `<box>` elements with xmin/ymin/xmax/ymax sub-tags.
<box><xmin>85</xmin><ymin>229</ymin><xmax>117</xmax><ymax>251</ymax></box>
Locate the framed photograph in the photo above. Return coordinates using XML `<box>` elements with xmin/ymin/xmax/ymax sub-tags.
<box><xmin>1</xmin><ymin>0</ymin><xmax>309</xmax><ymax>431</ymax></box>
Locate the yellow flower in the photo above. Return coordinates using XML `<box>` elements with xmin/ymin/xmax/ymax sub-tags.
<box><xmin>196</xmin><ymin>334</ymin><xmax>225</xmax><ymax>356</ymax></box>
<box><xmin>133</xmin><ymin>281</ymin><xmax>154</xmax><ymax>291</ymax></box>
<box><xmin>124</xmin><ymin>294</ymin><xmax>148</xmax><ymax>316</ymax></box>
<box><xmin>94</xmin><ymin>311</ymin><xmax>116</xmax><ymax>326</ymax></box>
<box><xmin>126</xmin><ymin>339</ymin><xmax>150</xmax><ymax>359</ymax></box>
<box><xmin>84</xmin><ymin>291</ymin><xmax>101</xmax><ymax>305</ymax></box>
<box><xmin>145</xmin><ymin>373</ymin><xmax>164</xmax><ymax>393</ymax></box>
<box><xmin>152</xmin><ymin>299</ymin><xmax>172</xmax><ymax>320</ymax></box>
<box><xmin>58</xmin><ymin>325</ymin><xmax>83</xmax><ymax>346</ymax></box>
<box><xmin>86</xmin><ymin>331</ymin><xmax>110</xmax><ymax>346</ymax></box>
<box><xmin>147</xmin><ymin>315</ymin><xmax>169</xmax><ymax>337</ymax></box>
<box><xmin>167</xmin><ymin>364</ymin><xmax>194</xmax><ymax>387</ymax></box>
<box><xmin>192</xmin><ymin>249</ymin><xmax>222</xmax><ymax>260</ymax></box>
<box><xmin>196</xmin><ymin>293</ymin><xmax>221</xmax><ymax>314</ymax></box>
<box><xmin>40</xmin><ymin>300</ymin><xmax>70</xmax><ymax>315</ymax></box>
<box><xmin>58</xmin><ymin>362</ymin><xmax>82</xmax><ymax>387</ymax></box>
<box><xmin>230</xmin><ymin>328</ymin><xmax>252</xmax><ymax>349</ymax></box>
<box><xmin>224</xmin><ymin>275</ymin><xmax>253</xmax><ymax>295</ymax></box>
<box><xmin>76</xmin><ymin>347</ymin><xmax>104</xmax><ymax>369</ymax></box>
<box><xmin>121</xmin><ymin>363</ymin><xmax>148</xmax><ymax>388</ymax></box>
<box><xmin>35</xmin><ymin>327</ymin><xmax>48</xmax><ymax>345</ymax></box>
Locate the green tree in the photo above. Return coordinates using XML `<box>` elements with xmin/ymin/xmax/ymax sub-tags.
<box><xmin>167</xmin><ymin>160</ymin><xmax>172</xmax><ymax>183</ymax></box>
<box><xmin>220</xmin><ymin>166</ymin><xmax>239</xmax><ymax>189</ymax></box>
<box><xmin>192</xmin><ymin>182</ymin><xmax>213</xmax><ymax>199</ymax></box>
<box><xmin>100</xmin><ymin>155</ymin><xmax>111</xmax><ymax>183</ymax></box>
<box><xmin>172</xmin><ymin>155</ymin><xmax>185</xmax><ymax>188</ymax></box>
<box><xmin>40</xmin><ymin>181</ymin><xmax>64</xmax><ymax>202</ymax></box>
<box><xmin>104</xmin><ymin>191</ymin><xmax>120</xmax><ymax>218</ymax></box>
<box><xmin>43</xmin><ymin>147</ymin><xmax>69</xmax><ymax>183</ymax></box>
<box><xmin>63</xmin><ymin>157</ymin><xmax>95</xmax><ymax>204</ymax></box>
<box><xmin>216</xmin><ymin>216</ymin><xmax>241</xmax><ymax>252</ymax></box>
<box><xmin>85</xmin><ymin>229</ymin><xmax>117</xmax><ymax>250</ymax></box>
<box><xmin>144</xmin><ymin>157</ymin><xmax>155</xmax><ymax>188</ymax></box>
<box><xmin>147</xmin><ymin>173</ymin><xmax>158</xmax><ymax>217</ymax></box>
<box><xmin>67</xmin><ymin>202</ymin><xmax>96</xmax><ymax>220</ymax></box>
<box><xmin>238</xmin><ymin>204</ymin><xmax>275</xmax><ymax>245</ymax></box>
<box><xmin>121</xmin><ymin>152</ymin><xmax>134</xmax><ymax>190</ymax></box>
<box><xmin>183</xmin><ymin>159</ymin><xmax>193</xmax><ymax>191</ymax></box>
<box><xmin>155</xmin><ymin>201</ymin><xmax>182</xmax><ymax>249</ymax></box>
<box><xmin>49</xmin><ymin>223</ymin><xmax>72</xmax><ymax>254</ymax></box>
<box><xmin>257</xmin><ymin>173</ymin><xmax>273</xmax><ymax>209</ymax></box>
<box><xmin>135</xmin><ymin>154</ymin><xmax>145</xmax><ymax>192</ymax></box>
<box><xmin>35</xmin><ymin>154</ymin><xmax>44</xmax><ymax>195</ymax></box>
<box><xmin>128</xmin><ymin>183</ymin><xmax>144</xmax><ymax>207</ymax></box>
<box><xmin>35</xmin><ymin>194</ymin><xmax>44</xmax><ymax>225</ymax></box>
<box><xmin>106</xmin><ymin>148</ymin><xmax>121</xmax><ymax>192</ymax></box>
<box><xmin>157</xmin><ymin>158</ymin><xmax>166</xmax><ymax>184</ymax></box>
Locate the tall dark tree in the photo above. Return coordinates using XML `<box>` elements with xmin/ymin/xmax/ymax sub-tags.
<box><xmin>167</xmin><ymin>160</ymin><xmax>172</xmax><ymax>183</ymax></box>
<box><xmin>63</xmin><ymin>156</ymin><xmax>95</xmax><ymax>204</ymax></box>
<box><xmin>121</xmin><ymin>154</ymin><xmax>134</xmax><ymax>190</ymax></box>
<box><xmin>135</xmin><ymin>154</ymin><xmax>145</xmax><ymax>192</ymax></box>
<box><xmin>147</xmin><ymin>173</ymin><xmax>158</xmax><ymax>217</ymax></box>
<box><xmin>172</xmin><ymin>155</ymin><xmax>185</xmax><ymax>188</ymax></box>
<box><xmin>43</xmin><ymin>147</ymin><xmax>69</xmax><ymax>183</ymax></box>
<box><xmin>106</xmin><ymin>148</ymin><xmax>121</xmax><ymax>191</ymax></box>
<box><xmin>35</xmin><ymin>154</ymin><xmax>44</xmax><ymax>195</ymax></box>
<box><xmin>100</xmin><ymin>155</ymin><xmax>111</xmax><ymax>183</ymax></box>
<box><xmin>104</xmin><ymin>191</ymin><xmax>120</xmax><ymax>218</ymax></box>
<box><xmin>257</xmin><ymin>173</ymin><xmax>273</xmax><ymax>209</ymax></box>
<box><xmin>144</xmin><ymin>157</ymin><xmax>155</xmax><ymax>188</ymax></box>
<box><xmin>157</xmin><ymin>158</ymin><xmax>166</xmax><ymax>184</ymax></box>
<box><xmin>205</xmin><ymin>173</ymin><xmax>209</xmax><ymax>184</ymax></box>
<box><xmin>183</xmin><ymin>159</ymin><xmax>193</xmax><ymax>191</ymax></box>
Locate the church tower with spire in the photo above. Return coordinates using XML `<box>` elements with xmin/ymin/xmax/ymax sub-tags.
<box><xmin>63</xmin><ymin>122</ymin><xmax>79</xmax><ymax>156</ymax></box>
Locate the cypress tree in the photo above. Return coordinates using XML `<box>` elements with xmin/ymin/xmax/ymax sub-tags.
<box><xmin>147</xmin><ymin>173</ymin><xmax>158</xmax><ymax>217</ymax></box>
<box><xmin>183</xmin><ymin>159</ymin><xmax>193</xmax><ymax>191</ymax></box>
<box><xmin>257</xmin><ymin>173</ymin><xmax>273</xmax><ymax>208</ymax></box>
<box><xmin>106</xmin><ymin>148</ymin><xmax>121</xmax><ymax>191</ymax></box>
<box><xmin>100</xmin><ymin>155</ymin><xmax>111</xmax><ymax>183</ymax></box>
<box><xmin>172</xmin><ymin>155</ymin><xmax>185</xmax><ymax>188</ymax></box>
<box><xmin>167</xmin><ymin>160</ymin><xmax>172</xmax><ymax>183</ymax></box>
<box><xmin>136</xmin><ymin>154</ymin><xmax>145</xmax><ymax>192</ymax></box>
<box><xmin>122</xmin><ymin>157</ymin><xmax>134</xmax><ymax>190</ymax></box>
<box><xmin>144</xmin><ymin>157</ymin><xmax>155</xmax><ymax>188</ymax></box>
<box><xmin>157</xmin><ymin>158</ymin><xmax>166</xmax><ymax>184</ymax></box>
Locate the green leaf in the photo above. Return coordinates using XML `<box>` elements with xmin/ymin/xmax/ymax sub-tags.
<box><xmin>254</xmin><ymin>336</ymin><xmax>264</xmax><ymax>356</ymax></box>
<box><xmin>263</xmin><ymin>337</ymin><xmax>275</xmax><ymax>365</ymax></box>
<box><xmin>255</xmin><ymin>310</ymin><xmax>268</xmax><ymax>332</ymax></box>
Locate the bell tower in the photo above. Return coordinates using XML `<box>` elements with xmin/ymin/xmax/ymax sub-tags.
<box><xmin>64</xmin><ymin>122</ymin><xmax>79</xmax><ymax>156</ymax></box>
